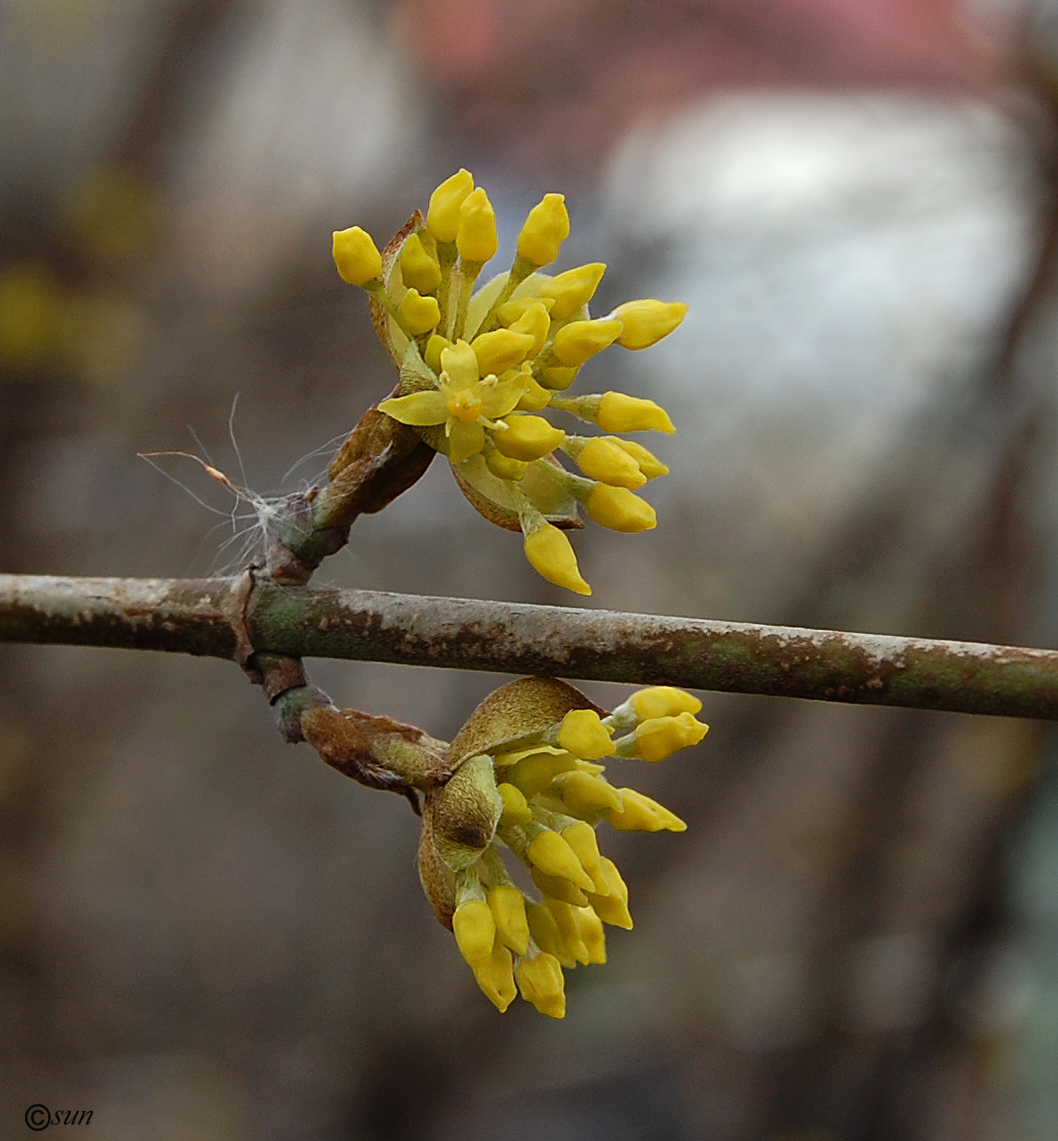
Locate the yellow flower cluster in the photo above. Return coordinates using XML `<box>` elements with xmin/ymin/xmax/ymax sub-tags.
<box><xmin>420</xmin><ymin>680</ymin><xmax>707</xmax><ymax>1018</ymax></box>
<box><xmin>332</xmin><ymin>169</ymin><xmax>688</xmax><ymax>595</ymax></box>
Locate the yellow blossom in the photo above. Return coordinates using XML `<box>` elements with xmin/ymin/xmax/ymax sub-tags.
<box><xmin>399</xmin><ymin>232</ymin><xmax>442</xmax><ymax>293</ymax></box>
<box><xmin>337</xmin><ymin>169</ymin><xmax>687</xmax><ymax>594</ymax></box>
<box><xmin>527</xmin><ymin>829</ymin><xmax>595</xmax><ymax>892</ymax></box>
<box><xmin>377</xmin><ymin>339</ymin><xmax>527</xmax><ymax>463</ymax></box>
<box><xmin>457</xmin><ymin>187</ymin><xmax>498</xmax><ymax>263</ymax></box>
<box><xmin>523</xmin><ymin>523</ymin><xmax>590</xmax><ymax>595</ymax></box>
<box><xmin>572</xmin><ymin>436</ymin><xmax>648</xmax><ymax>489</ymax></box>
<box><xmin>427</xmin><ymin>168</ymin><xmax>474</xmax><ymax>243</ymax></box>
<box><xmin>517</xmin><ymin>193</ymin><xmax>570</xmax><ymax>266</ymax></box>
<box><xmin>585</xmin><ymin>485</ymin><xmax>657</xmax><ymax>532</ymax></box>
<box><xmin>399</xmin><ymin>288</ymin><xmax>440</xmax><ymax>335</ymax></box>
<box><xmin>488</xmin><ymin>885</ymin><xmax>530</xmax><ymax>955</ymax></box>
<box><xmin>556</xmin><ymin>708</ymin><xmax>614</xmax><ymax>760</ymax></box>
<box><xmin>452</xmin><ymin>899</ymin><xmax>496</xmax><ymax>968</ymax></box>
<box><xmin>552</xmin><ymin>318</ymin><xmax>624</xmax><ymax>368</ymax></box>
<box><xmin>622</xmin><ymin>712</ymin><xmax>708</xmax><ymax>762</ymax></box>
<box><xmin>471</xmin><ymin>328</ymin><xmax>534</xmax><ymax>375</ymax></box>
<box><xmin>540</xmin><ymin>263</ymin><xmax>606</xmax><ymax>321</ymax></box>
<box><xmin>516</xmin><ymin>951</ymin><xmax>566</xmax><ymax>1018</ymax></box>
<box><xmin>496</xmin><ymin>781</ymin><xmax>532</xmax><ymax>826</ymax></box>
<box><xmin>416</xmin><ymin>678</ymin><xmax>703</xmax><ymax>1016</ymax></box>
<box><xmin>493</xmin><ymin>414</ymin><xmax>565</xmax><ymax>461</ymax></box>
<box><xmin>610</xmin><ymin>299</ymin><xmax>689</xmax><ymax>349</ymax></box>
<box><xmin>332</xmin><ymin>226</ymin><xmax>381</xmax><ymax>285</ymax></box>
<box><xmin>628</xmin><ymin>686</ymin><xmax>702</xmax><ymax>720</ymax></box>
<box><xmin>472</xmin><ymin>940</ymin><xmax>517</xmax><ymax>1012</ymax></box>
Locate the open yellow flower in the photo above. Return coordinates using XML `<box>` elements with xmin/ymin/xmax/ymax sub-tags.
<box><xmin>332</xmin><ymin>170</ymin><xmax>689</xmax><ymax>594</ymax></box>
<box><xmin>378</xmin><ymin>340</ymin><xmax>529</xmax><ymax>464</ymax></box>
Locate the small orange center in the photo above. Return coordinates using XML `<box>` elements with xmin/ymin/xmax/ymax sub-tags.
<box><xmin>447</xmin><ymin>389</ymin><xmax>484</xmax><ymax>423</ymax></box>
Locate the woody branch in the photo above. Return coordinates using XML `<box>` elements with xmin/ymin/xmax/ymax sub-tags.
<box><xmin>3</xmin><ymin>572</ymin><xmax>1058</xmax><ymax>720</ymax></box>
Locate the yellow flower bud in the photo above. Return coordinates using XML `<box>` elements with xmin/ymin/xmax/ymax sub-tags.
<box><xmin>506</xmin><ymin>749</ymin><xmax>576</xmax><ymax>797</ymax></box>
<box><xmin>576</xmin><ymin>437</ymin><xmax>647</xmax><ymax>489</ymax></box>
<box><xmin>497</xmin><ymin>781</ymin><xmax>532</xmax><ymax>826</ymax></box>
<box><xmin>629</xmin><ymin>686</ymin><xmax>702</xmax><ymax>720</ymax></box>
<box><xmin>527</xmin><ymin>830</ymin><xmax>595</xmax><ymax>892</ymax></box>
<box><xmin>523</xmin><ymin>522</ymin><xmax>591</xmax><ymax>595</ymax></box>
<box><xmin>551</xmin><ymin>318</ymin><xmax>623</xmax><ymax>368</ymax></box>
<box><xmin>610</xmin><ymin>299</ymin><xmax>689</xmax><ymax>349</ymax></box>
<box><xmin>424</xmin><ymin>333</ymin><xmax>452</xmax><ymax>374</ymax></box>
<box><xmin>526</xmin><ymin>901</ymin><xmax>575</xmax><ymax>967</ymax></box>
<box><xmin>540</xmin><ymin>263</ymin><xmax>606</xmax><ymax>321</ymax></box>
<box><xmin>531</xmin><ymin>867</ymin><xmax>589</xmax><ymax>908</ymax></box>
<box><xmin>596</xmin><ymin>392</ymin><xmax>675</xmax><ymax>433</ymax></box>
<box><xmin>600</xmin><ymin>856</ymin><xmax>629</xmax><ymax>903</ymax></box>
<box><xmin>538</xmin><ymin>365</ymin><xmax>578</xmax><ymax>391</ymax></box>
<box><xmin>456</xmin><ymin>187</ymin><xmax>498</xmax><ymax>263</ymax></box>
<box><xmin>488</xmin><ymin>885</ymin><xmax>529</xmax><ymax>955</ymax></box>
<box><xmin>471</xmin><ymin>328</ymin><xmax>534</xmax><ymax>376</ymax></box>
<box><xmin>586</xmin><ymin>889</ymin><xmax>633</xmax><ymax>930</ymax></box>
<box><xmin>452</xmin><ymin>899</ymin><xmax>496</xmax><ymax>968</ymax></box>
<box><xmin>498</xmin><ymin>295</ymin><xmax>555</xmax><ymax>324</ymax></box>
<box><xmin>606</xmin><ymin>790</ymin><xmax>667</xmax><ymax>832</ymax></box>
<box><xmin>399</xmin><ymin>288</ymin><xmax>441</xmax><ymax>335</ymax></box>
<box><xmin>516</xmin><ymin>372</ymin><xmax>553</xmax><ymax>412</ymax></box>
<box><xmin>576</xmin><ymin>905</ymin><xmax>607</xmax><ymax>963</ymax></box>
<box><xmin>507</xmin><ymin>300</ymin><xmax>551</xmax><ymax>356</ymax></box>
<box><xmin>472</xmin><ymin>939</ymin><xmax>517</xmax><ymax>1012</ymax></box>
<box><xmin>553</xmin><ymin>770</ymin><xmax>624</xmax><ymax>814</ymax></box>
<box><xmin>515</xmin><ymin>950</ymin><xmax>566</xmax><ymax>1018</ymax></box>
<box><xmin>332</xmin><ymin>226</ymin><xmax>382</xmax><ymax>285</ymax></box>
<box><xmin>612</xmin><ymin>437</ymin><xmax>669</xmax><ymax>479</ymax></box>
<box><xmin>633</xmin><ymin>712</ymin><xmax>708</xmax><ymax>762</ymax></box>
<box><xmin>585</xmin><ymin>857</ymin><xmax>633</xmax><ymax>929</ymax></box>
<box><xmin>485</xmin><ymin>450</ymin><xmax>529</xmax><ymax>481</ymax></box>
<box><xmin>494</xmin><ymin>414</ymin><xmax>565</xmax><ymax>461</ymax></box>
<box><xmin>517</xmin><ymin>193</ymin><xmax>570</xmax><ymax>266</ymax></box>
<box><xmin>628</xmin><ymin>788</ymin><xmax>687</xmax><ymax>831</ymax></box>
<box><xmin>427</xmin><ymin>168</ymin><xmax>474</xmax><ymax>244</ymax></box>
<box><xmin>561</xmin><ymin>821</ymin><xmax>608</xmax><ymax>894</ymax></box>
<box><xmin>545</xmin><ymin>899</ymin><xmax>590</xmax><ymax>965</ymax></box>
<box><xmin>399</xmin><ymin>232</ymin><xmax>442</xmax><ymax>293</ymax></box>
<box><xmin>557</xmin><ymin>708</ymin><xmax>614</xmax><ymax>761</ymax></box>
<box><xmin>585</xmin><ymin>485</ymin><xmax>657</xmax><ymax>532</ymax></box>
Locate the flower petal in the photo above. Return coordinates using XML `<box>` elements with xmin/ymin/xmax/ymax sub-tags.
<box><xmin>449</xmin><ymin>420</ymin><xmax>486</xmax><ymax>463</ymax></box>
<box><xmin>439</xmin><ymin>340</ymin><xmax>480</xmax><ymax>390</ymax></box>
<box><xmin>378</xmin><ymin>391</ymin><xmax>448</xmax><ymax>426</ymax></box>
<box><xmin>480</xmin><ymin>372</ymin><xmax>529</xmax><ymax>419</ymax></box>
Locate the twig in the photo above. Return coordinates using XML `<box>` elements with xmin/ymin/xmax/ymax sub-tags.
<box><xmin>2</xmin><ymin>573</ymin><xmax>1058</xmax><ymax>720</ymax></box>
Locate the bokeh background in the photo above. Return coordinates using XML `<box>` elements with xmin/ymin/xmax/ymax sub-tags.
<box><xmin>3</xmin><ymin>0</ymin><xmax>1058</xmax><ymax>1137</ymax></box>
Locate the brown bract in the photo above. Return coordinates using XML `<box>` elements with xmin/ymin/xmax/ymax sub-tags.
<box><xmin>447</xmin><ymin>676</ymin><xmax>602</xmax><ymax>768</ymax></box>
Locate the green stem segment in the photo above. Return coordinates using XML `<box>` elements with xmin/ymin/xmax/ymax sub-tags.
<box><xmin>3</xmin><ymin>574</ymin><xmax>1058</xmax><ymax>721</ymax></box>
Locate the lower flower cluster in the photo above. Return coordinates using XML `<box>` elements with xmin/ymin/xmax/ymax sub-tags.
<box><xmin>418</xmin><ymin>679</ymin><xmax>707</xmax><ymax>1018</ymax></box>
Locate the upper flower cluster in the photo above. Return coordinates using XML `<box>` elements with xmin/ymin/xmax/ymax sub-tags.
<box><xmin>417</xmin><ymin>678</ymin><xmax>707</xmax><ymax>1018</ymax></box>
<box><xmin>332</xmin><ymin>169</ymin><xmax>687</xmax><ymax>595</ymax></box>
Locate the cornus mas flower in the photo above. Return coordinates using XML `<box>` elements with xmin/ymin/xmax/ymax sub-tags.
<box><xmin>332</xmin><ymin>169</ymin><xmax>687</xmax><ymax>595</ymax></box>
<box><xmin>416</xmin><ymin>677</ymin><xmax>707</xmax><ymax>1018</ymax></box>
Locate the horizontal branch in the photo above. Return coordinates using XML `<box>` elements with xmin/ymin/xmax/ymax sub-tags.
<box><xmin>2</xmin><ymin>573</ymin><xmax>1058</xmax><ymax>719</ymax></box>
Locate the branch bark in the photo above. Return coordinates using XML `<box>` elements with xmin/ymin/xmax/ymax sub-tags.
<box><xmin>3</xmin><ymin>573</ymin><xmax>1058</xmax><ymax>719</ymax></box>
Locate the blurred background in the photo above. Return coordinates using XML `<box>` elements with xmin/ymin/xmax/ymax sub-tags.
<box><xmin>3</xmin><ymin>0</ymin><xmax>1058</xmax><ymax>1136</ymax></box>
